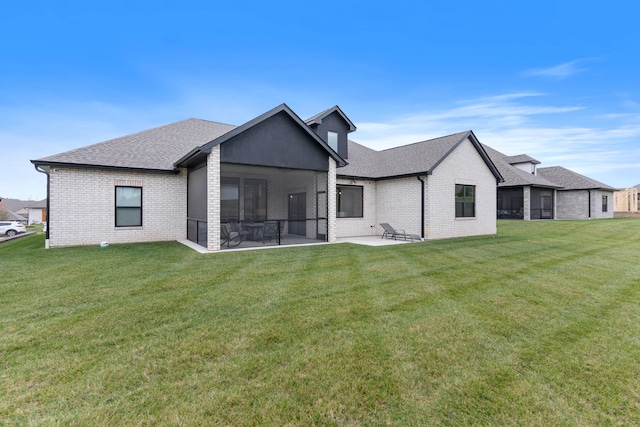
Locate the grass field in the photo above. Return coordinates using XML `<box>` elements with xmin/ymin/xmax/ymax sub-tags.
<box><xmin>2</xmin><ymin>219</ymin><xmax>640</xmax><ymax>425</ymax></box>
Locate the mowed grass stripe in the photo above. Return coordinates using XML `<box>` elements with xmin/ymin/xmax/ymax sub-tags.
<box><xmin>1</xmin><ymin>219</ymin><xmax>640</xmax><ymax>425</ymax></box>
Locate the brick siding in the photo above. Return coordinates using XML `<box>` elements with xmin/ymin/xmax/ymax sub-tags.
<box><xmin>425</xmin><ymin>138</ymin><xmax>497</xmax><ymax>239</ymax></box>
<box><xmin>336</xmin><ymin>137</ymin><xmax>497</xmax><ymax>240</ymax></box>
<box><xmin>48</xmin><ymin>167</ymin><xmax>187</xmax><ymax>248</ymax></box>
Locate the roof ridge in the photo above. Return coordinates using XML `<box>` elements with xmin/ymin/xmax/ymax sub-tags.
<box><xmin>378</xmin><ymin>130</ymin><xmax>470</xmax><ymax>153</ymax></box>
<box><xmin>187</xmin><ymin>117</ymin><xmax>238</xmax><ymax>128</ymax></box>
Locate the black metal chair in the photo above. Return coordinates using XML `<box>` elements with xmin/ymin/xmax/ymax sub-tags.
<box><xmin>221</xmin><ymin>223</ymin><xmax>242</xmax><ymax>247</ymax></box>
<box><xmin>230</xmin><ymin>221</ymin><xmax>250</xmax><ymax>241</ymax></box>
<box><xmin>258</xmin><ymin>221</ymin><xmax>279</xmax><ymax>243</ymax></box>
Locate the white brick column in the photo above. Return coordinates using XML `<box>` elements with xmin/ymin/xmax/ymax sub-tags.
<box><xmin>523</xmin><ymin>186</ymin><xmax>531</xmax><ymax>221</ymax></box>
<box><xmin>327</xmin><ymin>158</ymin><xmax>337</xmax><ymax>242</ymax></box>
<box><xmin>207</xmin><ymin>146</ymin><xmax>221</xmax><ymax>251</ymax></box>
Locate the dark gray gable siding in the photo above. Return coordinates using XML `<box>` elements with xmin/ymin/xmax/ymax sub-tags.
<box><xmin>308</xmin><ymin>111</ymin><xmax>352</xmax><ymax>159</ymax></box>
<box><xmin>221</xmin><ymin>110</ymin><xmax>331</xmax><ymax>171</ymax></box>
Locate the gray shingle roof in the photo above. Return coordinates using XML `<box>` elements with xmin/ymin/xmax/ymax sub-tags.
<box><xmin>482</xmin><ymin>144</ymin><xmax>561</xmax><ymax>188</ymax></box>
<box><xmin>34</xmin><ymin>118</ymin><xmax>236</xmax><ymax>171</ymax></box>
<box><xmin>483</xmin><ymin>144</ymin><xmax>616</xmax><ymax>191</ymax></box>
<box><xmin>505</xmin><ymin>154</ymin><xmax>540</xmax><ymax>165</ymax></box>
<box><xmin>5</xmin><ymin>210</ymin><xmax>27</xmax><ymax>221</ymax></box>
<box><xmin>338</xmin><ymin>131</ymin><xmax>496</xmax><ymax>179</ymax></box>
<box><xmin>537</xmin><ymin>166</ymin><xmax>617</xmax><ymax>191</ymax></box>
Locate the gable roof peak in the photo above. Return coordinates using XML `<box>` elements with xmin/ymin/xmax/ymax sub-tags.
<box><xmin>305</xmin><ymin>105</ymin><xmax>356</xmax><ymax>132</ymax></box>
<box><xmin>338</xmin><ymin>130</ymin><xmax>502</xmax><ymax>183</ymax></box>
<box><xmin>378</xmin><ymin>130</ymin><xmax>472</xmax><ymax>153</ymax></box>
<box><xmin>176</xmin><ymin>103</ymin><xmax>348</xmax><ymax>168</ymax></box>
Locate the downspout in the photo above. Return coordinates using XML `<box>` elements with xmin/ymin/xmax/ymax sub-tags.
<box><xmin>417</xmin><ymin>176</ymin><xmax>425</xmax><ymax>239</ymax></box>
<box><xmin>34</xmin><ymin>164</ymin><xmax>50</xmax><ymax>248</ymax></box>
<box><xmin>588</xmin><ymin>190</ymin><xmax>592</xmax><ymax>219</ymax></box>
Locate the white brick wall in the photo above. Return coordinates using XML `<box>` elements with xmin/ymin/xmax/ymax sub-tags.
<box><xmin>336</xmin><ymin>137</ymin><xmax>498</xmax><ymax>240</ymax></box>
<box><xmin>335</xmin><ymin>178</ymin><xmax>378</xmax><ymax>237</ymax></box>
<box><xmin>328</xmin><ymin>159</ymin><xmax>337</xmax><ymax>242</ymax></box>
<box><xmin>425</xmin><ymin>138</ymin><xmax>497</xmax><ymax>239</ymax></box>
<box><xmin>48</xmin><ymin>167</ymin><xmax>187</xmax><ymax>248</ymax></box>
<box><xmin>207</xmin><ymin>146</ymin><xmax>221</xmax><ymax>251</ymax></box>
<box><xmin>376</xmin><ymin>177</ymin><xmax>422</xmax><ymax>237</ymax></box>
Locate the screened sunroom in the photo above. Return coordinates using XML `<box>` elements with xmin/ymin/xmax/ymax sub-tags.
<box><xmin>187</xmin><ymin>163</ymin><xmax>330</xmax><ymax>250</ymax></box>
<box><xmin>177</xmin><ymin>105</ymin><xmax>346</xmax><ymax>251</ymax></box>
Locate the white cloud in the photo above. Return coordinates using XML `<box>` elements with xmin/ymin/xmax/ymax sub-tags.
<box><xmin>355</xmin><ymin>93</ymin><xmax>586</xmax><ymax>149</ymax></box>
<box><xmin>523</xmin><ymin>60</ymin><xmax>587</xmax><ymax>79</ymax></box>
<box><xmin>353</xmin><ymin>93</ymin><xmax>640</xmax><ymax>188</ymax></box>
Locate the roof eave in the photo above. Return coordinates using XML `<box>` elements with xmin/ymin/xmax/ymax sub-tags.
<box><xmin>30</xmin><ymin>160</ymin><xmax>180</xmax><ymax>175</ymax></box>
<box><xmin>337</xmin><ymin>170</ymin><xmax>433</xmax><ymax>181</ymax></box>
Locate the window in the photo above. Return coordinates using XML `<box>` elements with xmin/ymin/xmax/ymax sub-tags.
<box><xmin>244</xmin><ymin>179</ymin><xmax>267</xmax><ymax>221</ymax></box>
<box><xmin>115</xmin><ymin>186</ymin><xmax>142</xmax><ymax>227</ymax></box>
<box><xmin>327</xmin><ymin>131</ymin><xmax>338</xmax><ymax>152</ymax></box>
<box><xmin>602</xmin><ymin>195</ymin><xmax>608</xmax><ymax>212</ymax></box>
<box><xmin>455</xmin><ymin>184</ymin><xmax>475</xmax><ymax>218</ymax></box>
<box><xmin>221</xmin><ymin>177</ymin><xmax>239</xmax><ymax>221</ymax></box>
<box><xmin>336</xmin><ymin>185</ymin><xmax>363</xmax><ymax>218</ymax></box>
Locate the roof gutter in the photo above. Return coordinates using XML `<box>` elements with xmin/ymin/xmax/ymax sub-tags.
<box><xmin>33</xmin><ymin>164</ymin><xmax>50</xmax><ymax>248</ymax></box>
<box><xmin>337</xmin><ymin>170</ymin><xmax>433</xmax><ymax>182</ymax></box>
<box><xmin>30</xmin><ymin>160</ymin><xmax>179</xmax><ymax>175</ymax></box>
<box><xmin>417</xmin><ymin>176</ymin><xmax>425</xmax><ymax>239</ymax></box>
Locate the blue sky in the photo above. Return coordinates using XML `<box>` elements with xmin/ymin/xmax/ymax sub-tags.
<box><xmin>2</xmin><ymin>0</ymin><xmax>640</xmax><ymax>200</ymax></box>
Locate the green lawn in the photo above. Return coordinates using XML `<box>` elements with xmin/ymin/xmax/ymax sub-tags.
<box><xmin>2</xmin><ymin>220</ymin><xmax>640</xmax><ymax>425</ymax></box>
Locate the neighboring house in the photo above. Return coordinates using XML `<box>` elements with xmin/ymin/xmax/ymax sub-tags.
<box><xmin>614</xmin><ymin>186</ymin><xmax>639</xmax><ymax>212</ymax></box>
<box><xmin>538</xmin><ymin>166</ymin><xmax>616</xmax><ymax>219</ymax></box>
<box><xmin>485</xmin><ymin>145</ymin><xmax>616</xmax><ymax>220</ymax></box>
<box><xmin>5</xmin><ymin>210</ymin><xmax>27</xmax><ymax>223</ymax></box>
<box><xmin>15</xmin><ymin>205</ymin><xmax>47</xmax><ymax>224</ymax></box>
<box><xmin>1</xmin><ymin>198</ymin><xmax>46</xmax><ymax>222</ymax></box>
<box><xmin>25</xmin><ymin>204</ymin><xmax>47</xmax><ymax>225</ymax></box>
<box><xmin>31</xmin><ymin>104</ymin><xmax>503</xmax><ymax>250</ymax></box>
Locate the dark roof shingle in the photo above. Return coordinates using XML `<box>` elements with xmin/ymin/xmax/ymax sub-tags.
<box><xmin>482</xmin><ymin>144</ymin><xmax>561</xmax><ymax>188</ymax></box>
<box><xmin>35</xmin><ymin>118</ymin><xmax>236</xmax><ymax>171</ymax></box>
<box><xmin>537</xmin><ymin>166</ymin><xmax>617</xmax><ymax>191</ymax></box>
<box><xmin>339</xmin><ymin>131</ymin><xmax>481</xmax><ymax>179</ymax></box>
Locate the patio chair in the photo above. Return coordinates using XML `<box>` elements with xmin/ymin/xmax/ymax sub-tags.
<box><xmin>230</xmin><ymin>221</ymin><xmax>250</xmax><ymax>241</ymax></box>
<box><xmin>258</xmin><ymin>220</ymin><xmax>279</xmax><ymax>243</ymax></box>
<box><xmin>379</xmin><ymin>223</ymin><xmax>421</xmax><ymax>242</ymax></box>
<box><xmin>221</xmin><ymin>223</ymin><xmax>243</xmax><ymax>247</ymax></box>
<box><xmin>380</xmin><ymin>223</ymin><xmax>404</xmax><ymax>239</ymax></box>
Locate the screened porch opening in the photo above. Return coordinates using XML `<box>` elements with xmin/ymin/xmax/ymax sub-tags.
<box><xmin>187</xmin><ymin>163</ymin><xmax>329</xmax><ymax>250</ymax></box>
<box><xmin>530</xmin><ymin>188</ymin><xmax>554</xmax><ymax>220</ymax></box>
<box><xmin>497</xmin><ymin>188</ymin><xmax>524</xmax><ymax>219</ymax></box>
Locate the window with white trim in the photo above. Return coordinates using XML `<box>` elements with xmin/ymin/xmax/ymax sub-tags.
<box><xmin>327</xmin><ymin>131</ymin><xmax>338</xmax><ymax>152</ymax></box>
